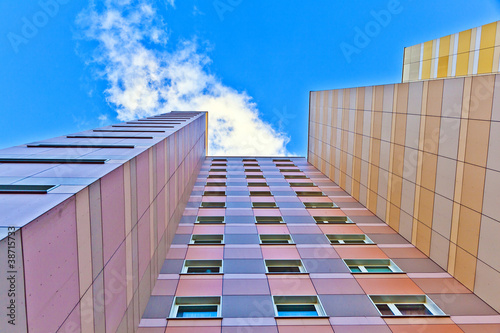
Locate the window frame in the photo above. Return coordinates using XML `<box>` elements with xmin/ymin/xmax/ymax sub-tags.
<box><xmin>259</xmin><ymin>234</ymin><xmax>294</xmax><ymax>244</ymax></box>
<box><xmin>181</xmin><ymin>260</ymin><xmax>223</xmax><ymax>274</ymax></box>
<box><xmin>252</xmin><ymin>202</ymin><xmax>278</xmax><ymax>208</ymax></box>
<box><xmin>196</xmin><ymin>216</ymin><xmax>225</xmax><ymax>224</ymax></box>
<box><xmin>190</xmin><ymin>234</ymin><xmax>224</xmax><ymax>245</ymax></box>
<box><xmin>343</xmin><ymin>259</ymin><xmax>403</xmax><ymax>273</ymax></box>
<box><xmin>303</xmin><ymin>202</ymin><xmax>337</xmax><ymax>208</ymax></box>
<box><xmin>327</xmin><ymin>234</ymin><xmax>374</xmax><ymax>245</ymax></box>
<box><xmin>265</xmin><ymin>259</ymin><xmax>306</xmax><ymax>274</ymax></box>
<box><xmin>314</xmin><ymin>216</ymin><xmax>354</xmax><ymax>224</ymax></box>
<box><xmin>273</xmin><ymin>296</ymin><xmax>326</xmax><ymax>317</ymax></box>
<box><xmin>255</xmin><ymin>216</ymin><xmax>284</xmax><ymax>224</ymax></box>
<box><xmin>369</xmin><ymin>295</ymin><xmax>447</xmax><ymax>317</ymax></box>
<box><xmin>170</xmin><ymin>296</ymin><xmax>222</xmax><ymax>318</ymax></box>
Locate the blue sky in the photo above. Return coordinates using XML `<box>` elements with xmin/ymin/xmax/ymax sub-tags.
<box><xmin>0</xmin><ymin>0</ymin><xmax>499</xmax><ymax>156</ymax></box>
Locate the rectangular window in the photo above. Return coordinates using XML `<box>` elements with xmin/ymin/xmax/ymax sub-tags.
<box><xmin>212</xmin><ymin>158</ymin><xmax>227</xmax><ymax>162</ymax></box>
<box><xmin>275</xmin><ymin>163</ymin><xmax>296</xmax><ymax>167</ymax></box>
<box><xmin>208</xmin><ymin>175</ymin><xmax>227</xmax><ymax>179</ymax></box>
<box><xmin>369</xmin><ymin>295</ymin><xmax>446</xmax><ymax>317</ymax></box>
<box><xmin>243</xmin><ymin>158</ymin><xmax>257</xmax><ymax>162</ymax></box>
<box><xmin>250</xmin><ymin>191</ymin><xmax>273</xmax><ymax>196</ymax></box>
<box><xmin>190</xmin><ymin>235</ymin><xmax>224</xmax><ymax>244</ymax></box>
<box><xmin>260</xmin><ymin>234</ymin><xmax>293</xmax><ymax>244</ymax></box>
<box><xmin>0</xmin><ymin>158</ymin><xmax>108</xmax><ymax>164</ymax></box>
<box><xmin>0</xmin><ymin>184</ymin><xmax>59</xmax><ymax>194</ymax></box>
<box><xmin>246</xmin><ymin>175</ymin><xmax>265</xmax><ymax>179</ymax></box>
<box><xmin>200</xmin><ymin>202</ymin><xmax>226</xmax><ymax>208</ymax></box>
<box><xmin>303</xmin><ymin>202</ymin><xmax>336</xmax><ymax>208</ymax></box>
<box><xmin>27</xmin><ymin>143</ymin><xmax>135</xmax><ymax>149</ymax></box>
<box><xmin>93</xmin><ymin>129</ymin><xmax>165</xmax><ymax>133</ymax></box>
<box><xmin>327</xmin><ymin>234</ymin><xmax>374</xmax><ymax>244</ymax></box>
<box><xmin>296</xmin><ymin>191</ymin><xmax>325</xmax><ymax>197</ymax></box>
<box><xmin>211</xmin><ymin>163</ymin><xmax>227</xmax><ymax>167</ymax></box>
<box><xmin>247</xmin><ymin>182</ymin><xmax>268</xmax><ymax>187</ymax></box>
<box><xmin>67</xmin><ymin>135</ymin><xmax>154</xmax><ymax>139</ymax></box>
<box><xmin>288</xmin><ymin>182</ymin><xmax>315</xmax><ymax>187</ymax></box>
<box><xmin>279</xmin><ymin>168</ymin><xmax>301</xmax><ymax>173</ymax></box>
<box><xmin>209</xmin><ymin>168</ymin><xmax>226</xmax><ymax>172</ymax></box>
<box><xmin>265</xmin><ymin>260</ymin><xmax>305</xmax><ymax>273</ymax></box>
<box><xmin>273</xmin><ymin>159</ymin><xmax>291</xmax><ymax>162</ymax></box>
<box><xmin>171</xmin><ymin>297</ymin><xmax>221</xmax><ymax>318</ymax></box>
<box><xmin>314</xmin><ymin>216</ymin><xmax>353</xmax><ymax>224</ymax></box>
<box><xmin>255</xmin><ymin>216</ymin><xmax>284</xmax><ymax>224</ymax></box>
<box><xmin>284</xmin><ymin>175</ymin><xmax>308</xmax><ymax>179</ymax></box>
<box><xmin>273</xmin><ymin>296</ymin><xmax>325</xmax><ymax>317</ymax></box>
<box><xmin>182</xmin><ymin>260</ymin><xmax>223</xmax><ymax>274</ymax></box>
<box><xmin>344</xmin><ymin>259</ymin><xmax>403</xmax><ymax>273</ymax></box>
<box><xmin>203</xmin><ymin>191</ymin><xmax>226</xmax><ymax>196</ymax></box>
<box><xmin>196</xmin><ymin>216</ymin><xmax>225</xmax><ymax>224</ymax></box>
<box><xmin>252</xmin><ymin>202</ymin><xmax>278</xmax><ymax>208</ymax></box>
<box><xmin>205</xmin><ymin>182</ymin><xmax>226</xmax><ymax>187</ymax></box>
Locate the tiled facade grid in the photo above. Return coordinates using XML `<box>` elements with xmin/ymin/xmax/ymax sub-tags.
<box><xmin>139</xmin><ymin>157</ymin><xmax>500</xmax><ymax>333</ymax></box>
<box><xmin>308</xmin><ymin>74</ymin><xmax>500</xmax><ymax>313</ymax></box>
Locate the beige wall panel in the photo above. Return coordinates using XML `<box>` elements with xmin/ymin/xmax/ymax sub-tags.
<box><xmin>474</xmin><ymin>260</ymin><xmax>500</xmax><ymax>312</ymax></box>
<box><xmin>477</xmin><ymin>216</ymin><xmax>500</xmax><ymax>272</ymax></box>
<box><xmin>482</xmin><ymin>169</ymin><xmax>500</xmax><ymax>220</ymax></box>
<box><xmin>430</xmin><ymin>230</ymin><xmax>450</xmax><ymax>268</ymax></box>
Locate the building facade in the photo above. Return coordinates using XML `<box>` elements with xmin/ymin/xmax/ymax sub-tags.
<box><xmin>309</xmin><ymin>21</ymin><xmax>500</xmax><ymax>315</ymax></box>
<box><xmin>0</xmin><ymin>112</ymin><xmax>206</xmax><ymax>332</ymax></box>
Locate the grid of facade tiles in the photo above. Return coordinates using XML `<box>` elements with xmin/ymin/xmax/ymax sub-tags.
<box><xmin>0</xmin><ymin>112</ymin><xmax>206</xmax><ymax>332</ymax></box>
<box><xmin>139</xmin><ymin>157</ymin><xmax>500</xmax><ymax>333</ymax></box>
<box><xmin>403</xmin><ymin>20</ymin><xmax>500</xmax><ymax>82</ymax></box>
<box><xmin>308</xmin><ymin>74</ymin><xmax>500</xmax><ymax>313</ymax></box>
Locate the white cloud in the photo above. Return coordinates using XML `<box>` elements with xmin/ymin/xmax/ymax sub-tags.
<box><xmin>77</xmin><ymin>0</ymin><xmax>289</xmax><ymax>156</ymax></box>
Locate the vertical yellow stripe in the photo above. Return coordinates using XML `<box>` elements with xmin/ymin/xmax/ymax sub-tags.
<box><xmin>456</xmin><ymin>30</ymin><xmax>472</xmax><ymax>76</ymax></box>
<box><xmin>478</xmin><ymin>22</ymin><xmax>497</xmax><ymax>74</ymax></box>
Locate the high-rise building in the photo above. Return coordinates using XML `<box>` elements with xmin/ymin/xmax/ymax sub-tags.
<box><xmin>1</xmin><ymin>21</ymin><xmax>500</xmax><ymax>333</ymax></box>
<box><xmin>309</xmin><ymin>19</ymin><xmax>500</xmax><ymax>320</ymax></box>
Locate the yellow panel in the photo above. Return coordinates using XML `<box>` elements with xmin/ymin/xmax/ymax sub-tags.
<box><xmin>439</xmin><ymin>35</ymin><xmax>451</xmax><ymax>58</ymax></box>
<box><xmin>423</xmin><ymin>41</ymin><xmax>433</xmax><ymax>61</ymax></box>
<box><xmin>421</xmin><ymin>59</ymin><xmax>432</xmax><ymax>80</ymax></box>
<box><xmin>478</xmin><ymin>47</ymin><xmax>495</xmax><ymax>74</ymax></box>
<box><xmin>458</xmin><ymin>29</ymin><xmax>472</xmax><ymax>54</ymax></box>
<box><xmin>438</xmin><ymin>56</ymin><xmax>449</xmax><ymax>78</ymax></box>
<box><xmin>456</xmin><ymin>52</ymin><xmax>470</xmax><ymax>77</ymax></box>
<box><xmin>480</xmin><ymin>22</ymin><xmax>497</xmax><ymax>49</ymax></box>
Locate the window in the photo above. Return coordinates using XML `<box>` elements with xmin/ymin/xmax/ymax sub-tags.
<box><xmin>196</xmin><ymin>216</ymin><xmax>225</xmax><ymax>224</ymax></box>
<box><xmin>190</xmin><ymin>234</ymin><xmax>224</xmax><ymax>244</ymax></box>
<box><xmin>265</xmin><ymin>260</ymin><xmax>305</xmax><ymax>273</ymax></box>
<box><xmin>273</xmin><ymin>159</ymin><xmax>291</xmax><ymax>162</ymax></box>
<box><xmin>303</xmin><ymin>202</ymin><xmax>336</xmax><ymax>208</ymax></box>
<box><xmin>327</xmin><ymin>234</ymin><xmax>374</xmax><ymax>244</ymax></box>
<box><xmin>170</xmin><ymin>297</ymin><xmax>221</xmax><ymax>318</ymax></box>
<box><xmin>203</xmin><ymin>191</ymin><xmax>226</xmax><ymax>196</ymax></box>
<box><xmin>314</xmin><ymin>216</ymin><xmax>353</xmax><ymax>224</ymax></box>
<box><xmin>67</xmin><ymin>135</ymin><xmax>154</xmax><ymax>139</ymax></box>
<box><xmin>296</xmin><ymin>191</ymin><xmax>325</xmax><ymax>197</ymax></box>
<box><xmin>243</xmin><ymin>158</ymin><xmax>257</xmax><ymax>162</ymax></box>
<box><xmin>0</xmin><ymin>158</ymin><xmax>108</xmax><ymax>164</ymax></box>
<box><xmin>93</xmin><ymin>129</ymin><xmax>165</xmax><ymax>133</ymax></box>
<box><xmin>209</xmin><ymin>168</ymin><xmax>226</xmax><ymax>172</ymax></box>
<box><xmin>344</xmin><ymin>259</ymin><xmax>403</xmax><ymax>273</ymax></box>
<box><xmin>369</xmin><ymin>295</ymin><xmax>446</xmax><ymax>317</ymax></box>
<box><xmin>273</xmin><ymin>296</ymin><xmax>325</xmax><ymax>317</ymax></box>
<box><xmin>275</xmin><ymin>163</ymin><xmax>296</xmax><ymax>167</ymax></box>
<box><xmin>260</xmin><ymin>234</ymin><xmax>293</xmax><ymax>244</ymax></box>
<box><xmin>289</xmin><ymin>182</ymin><xmax>315</xmax><ymax>187</ymax></box>
<box><xmin>0</xmin><ymin>184</ymin><xmax>59</xmax><ymax>194</ymax></box>
<box><xmin>279</xmin><ymin>168</ymin><xmax>301</xmax><ymax>173</ymax></box>
<box><xmin>246</xmin><ymin>175</ymin><xmax>265</xmax><ymax>179</ymax></box>
<box><xmin>200</xmin><ymin>202</ymin><xmax>226</xmax><ymax>208</ymax></box>
<box><xmin>182</xmin><ymin>260</ymin><xmax>223</xmax><ymax>274</ymax></box>
<box><xmin>212</xmin><ymin>158</ymin><xmax>227</xmax><ymax>162</ymax></box>
<box><xmin>245</xmin><ymin>169</ymin><xmax>262</xmax><ymax>172</ymax></box>
<box><xmin>284</xmin><ymin>175</ymin><xmax>308</xmax><ymax>179</ymax></box>
<box><xmin>205</xmin><ymin>182</ymin><xmax>226</xmax><ymax>187</ymax></box>
<box><xmin>252</xmin><ymin>202</ymin><xmax>278</xmax><ymax>208</ymax></box>
<box><xmin>208</xmin><ymin>175</ymin><xmax>227</xmax><ymax>179</ymax></box>
<box><xmin>248</xmin><ymin>182</ymin><xmax>268</xmax><ymax>187</ymax></box>
<box><xmin>27</xmin><ymin>143</ymin><xmax>135</xmax><ymax>149</ymax></box>
<box><xmin>211</xmin><ymin>163</ymin><xmax>227</xmax><ymax>167</ymax></box>
<box><xmin>255</xmin><ymin>216</ymin><xmax>284</xmax><ymax>224</ymax></box>
<box><xmin>250</xmin><ymin>191</ymin><xmax>273</xmax><ymax>196</ymax></box>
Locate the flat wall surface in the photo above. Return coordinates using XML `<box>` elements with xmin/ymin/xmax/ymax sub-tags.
<box><xmin>308</xmin><ymin>75</ymin><xmax>500</xmax><ymax>312</ymax></box>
